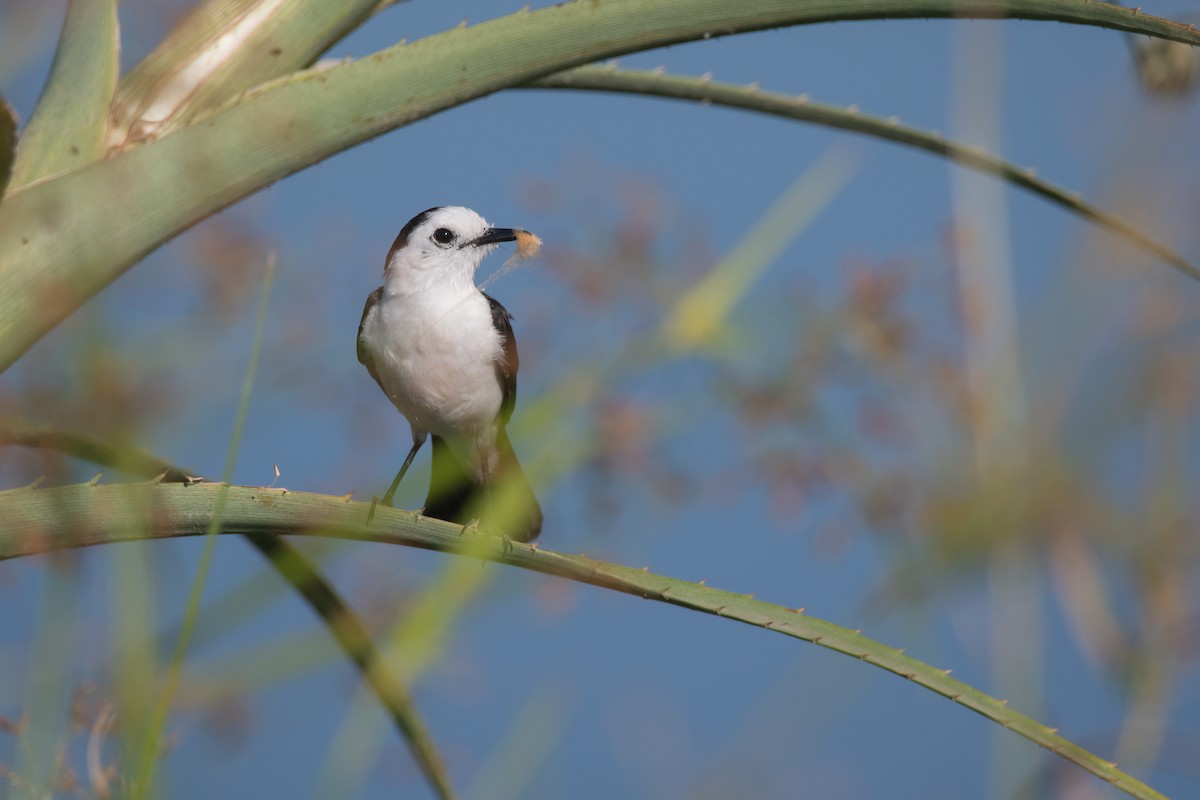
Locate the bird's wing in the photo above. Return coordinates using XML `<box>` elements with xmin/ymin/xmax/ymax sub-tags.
<box><xmin>484</xmin><ymin>292</ymin><xmax>518</xmax><ymax>425</ymax></box>
<box><xmin>357</xmin><ymin>286</ymin><xmax>385</xmax><ymax>391</ymax></box>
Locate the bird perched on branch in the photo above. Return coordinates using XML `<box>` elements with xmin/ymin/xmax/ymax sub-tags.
<box><xmin>357</xmin><ymin>206</ymin><xmax>543</xmax><ymax>541</ymax></box>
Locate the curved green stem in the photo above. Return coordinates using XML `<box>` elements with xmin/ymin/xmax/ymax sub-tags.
<box><xmin>0</xmin><ymin>482</ymin><xmax>1167</xmax><ymax>800</ymax></box>
<box><xmin>527</xmin><ymin>66</ymin><xmax>1200</xmax><ymax>281</ymax></box>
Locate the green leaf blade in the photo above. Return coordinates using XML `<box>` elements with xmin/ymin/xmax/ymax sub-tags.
<box><xmin>9</xmin><ymin>0</ymin><xmax>119</xmax><ymax>190</ymax></box>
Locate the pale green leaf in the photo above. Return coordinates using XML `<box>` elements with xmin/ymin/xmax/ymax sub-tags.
<box><xmin>9</xmin><ymin>0</ymin><xmax>118</xmax><ymax>189</ymax></box>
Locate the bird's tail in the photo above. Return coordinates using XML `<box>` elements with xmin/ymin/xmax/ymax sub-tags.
<box><xmin>425</xmin><ymin>430</ymin><xmax>542</xmax><ymax>542</ymax></box>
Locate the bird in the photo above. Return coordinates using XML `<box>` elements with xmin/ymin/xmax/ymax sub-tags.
<box><xmin>357</xmin><ymin>206</ymin><xmax>543</xmax><ymax>541</ymax></box>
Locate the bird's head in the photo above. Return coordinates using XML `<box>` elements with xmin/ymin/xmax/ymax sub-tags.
<box><xmin>382</xmin><ymin>206</ymin><xmax>525</xmax><ymax>290</ymax></box>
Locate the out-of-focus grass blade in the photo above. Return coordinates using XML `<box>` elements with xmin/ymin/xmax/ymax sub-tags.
<box><xmin>9</xmin><ymin>0</ymin><xmax>117</xmax><ymax>190</ymax></box>
<box><xmin>664</xmin><ymin>147</ymin><xmax>855</xmax><ymax>350</ymax></box>
<box><xmin>111</xmin><ymin>528</ymin><xmax>158</xmax><ymax>794</ymax></box>
<box><xmin>464</xmin><ymin>688</ymin><xmax>570</xmax><ymax>800</ymax></box>
<box><xmin>158</xmin><ymin>538</ymin><xmax>340</xmax><ymax>654</ymax></box>
<box><xmin>130</xmin><ymin>255</ymin><xmax>275</xmax><ymax>800</ymax></box>
<box><xmin>0</xmin><ymin>98</ymin><xmax>15</xmax><ymax>197</ymax></box>
<box><xmin>313</xmin><ymin>558</ymin><xmax>487</xmax><ymax>800</ymax></box>
<box><xmin>112</xmin><ymin>0</ymin><xmax>383</xmax><ymax>146</ymax></box>
<box><xmin>16</xmin><ymin>562</ymin><xmax>79</xmax><ymax>797</ymax></box>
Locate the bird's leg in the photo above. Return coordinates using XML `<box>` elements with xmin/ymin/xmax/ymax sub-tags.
<box><xmin>381</xmin><ymin>438</ymin><xmax>424</xmax><ymax>508</ymax></box>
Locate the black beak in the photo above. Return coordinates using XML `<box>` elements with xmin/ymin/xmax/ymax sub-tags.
<box><xmin>468</xmin><ymin>227</ymin><xmax>520</xmax><ymax>247</ymax></box>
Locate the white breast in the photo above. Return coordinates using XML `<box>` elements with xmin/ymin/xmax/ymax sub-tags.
<box><xmin>362</xmin><ymin>286</ymin><xmax>504</xmax><ymax>440</ymax></box>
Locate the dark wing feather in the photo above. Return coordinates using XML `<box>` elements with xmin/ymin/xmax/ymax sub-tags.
<box><xmin>357</xmin><ymin>287</ymin><xmax>384</xmax><ymax>391</ymax></box>
<box><xmin>484</xmin><ymin>292</ymin><xmax>518</xmax><ymax>425</ymax></box>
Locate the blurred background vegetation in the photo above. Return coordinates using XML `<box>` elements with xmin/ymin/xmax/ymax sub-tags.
<box><xmin>1</xmin><ymin>1</ymin><xmax>1199</xmax><ymax>798</ymax></box>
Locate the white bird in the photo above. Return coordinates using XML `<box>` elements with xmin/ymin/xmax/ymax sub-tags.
<box><xmin>357</xmin><ymin>206</ymin><xmax>542</xmax><ymax>541</ymax></box>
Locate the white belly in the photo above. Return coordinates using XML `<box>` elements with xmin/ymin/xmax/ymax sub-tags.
<box><xmin>365</xmin><ymin>288</ymin><xmax>504</xmax><ymax>440</ymax></box>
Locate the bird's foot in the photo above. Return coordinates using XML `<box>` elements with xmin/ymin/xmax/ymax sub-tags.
<box><xmin>367</xmin><ymin>496</ymin><xmax>380</xmax><ymax>525</ymax></box>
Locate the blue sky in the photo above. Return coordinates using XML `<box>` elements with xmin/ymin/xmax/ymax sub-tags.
<box><xmin>2</xmin><ymin>1</ymin><xmax>1200</xmax><ymax>798</ymax></box>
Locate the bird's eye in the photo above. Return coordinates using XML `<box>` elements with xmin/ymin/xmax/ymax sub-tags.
<box><xmin>432</xmin><ymin>228</ymin><xmax>455</xmax><ymax>246</ymax></box>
